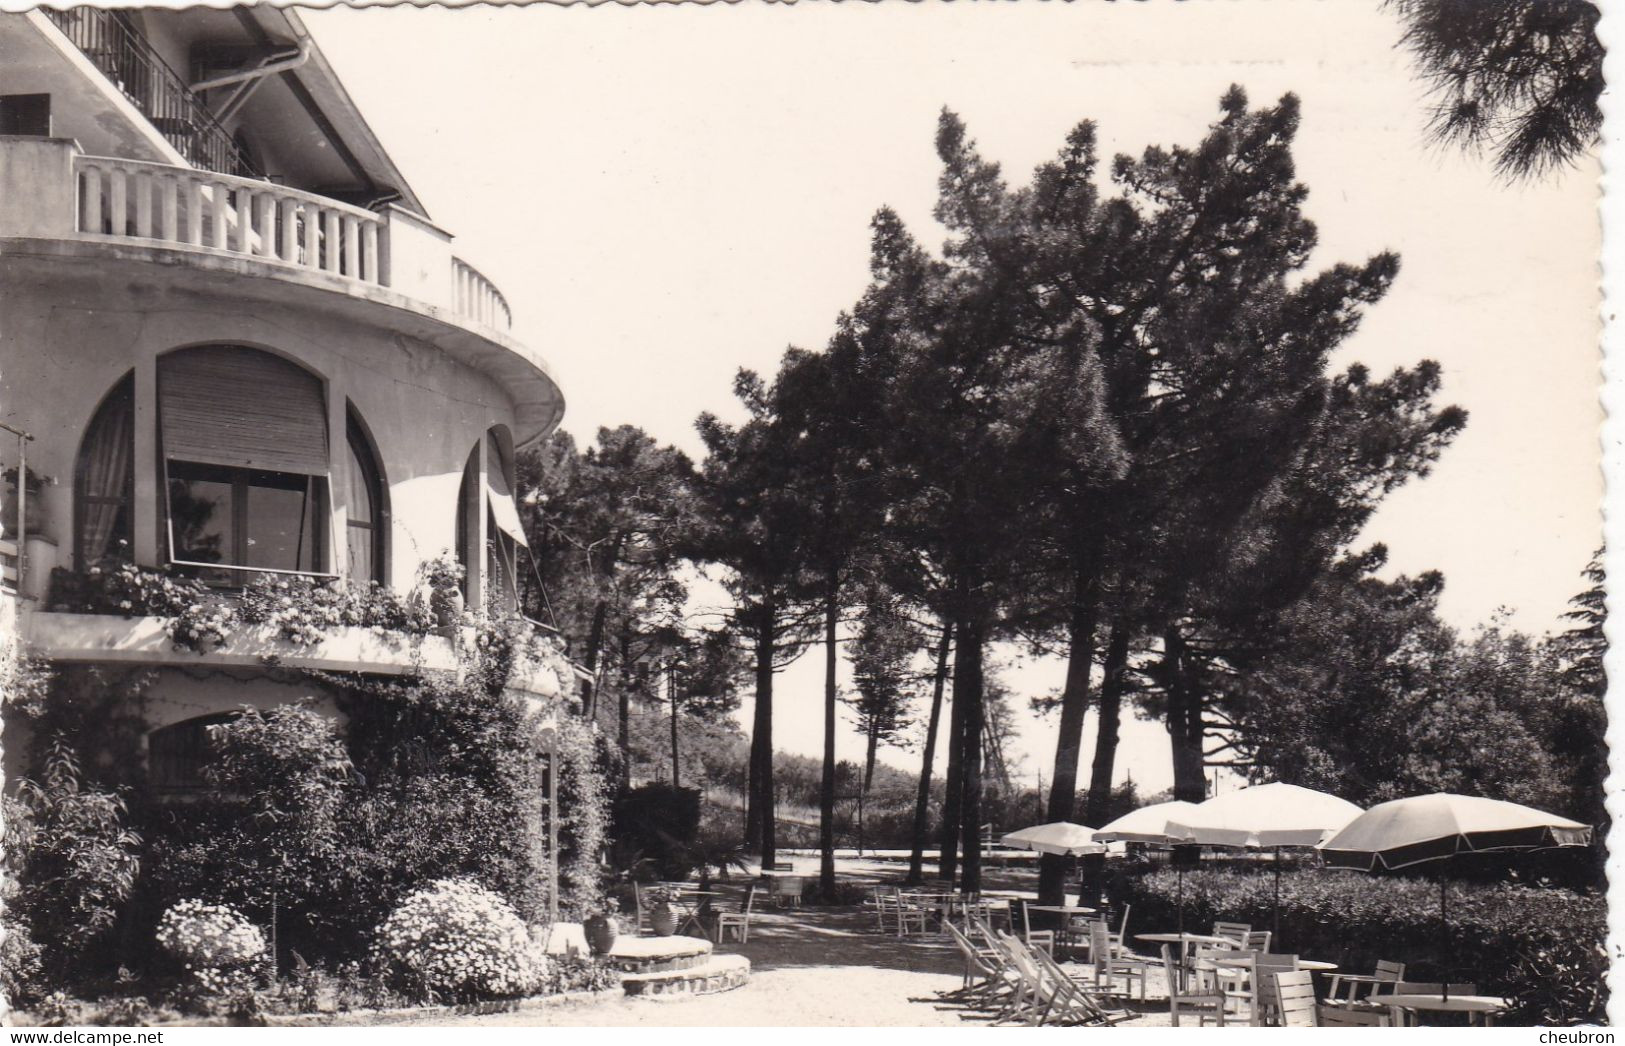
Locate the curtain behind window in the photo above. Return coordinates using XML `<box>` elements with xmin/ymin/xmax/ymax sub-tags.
<box><xmin>77</xmin><ymin>375</ymin><xmax>134</xmax><ymax>566</ymax></box>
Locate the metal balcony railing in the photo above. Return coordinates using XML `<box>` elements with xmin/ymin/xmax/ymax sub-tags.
<box><xmin>43</xmin><ymin>8</ymin><xmax>257</xmax><ymax>178</ymax></box>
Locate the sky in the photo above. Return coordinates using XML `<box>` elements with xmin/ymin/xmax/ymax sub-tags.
<box><xmin>302</xmin><ymin>1</ymin><xmax>1602</xmax><ymax>799</ymax></box>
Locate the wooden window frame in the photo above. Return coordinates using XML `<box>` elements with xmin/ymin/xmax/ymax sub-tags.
<box><xmin>163</xmin><ymin>458</ymin><xmax>334</xmax><ymax>580</ymax></box>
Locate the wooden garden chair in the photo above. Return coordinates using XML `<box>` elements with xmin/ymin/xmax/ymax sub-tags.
<box><xmin>1327</xmin><ymin>959</ymin><xmax>1405</xmax><ymax>1003</ymax></box>
<box><xmin>893</xmin><ymin>888</ymin><xmax>930</xmax><ymax>936</ymax></box>
<box><xmin>1160</xmin><ymin>944</ymin><xmax>1229</xmax><ymax>1027</ymax></box>
<box><xmin>867</xmin><ymin>885</ymin><xmax>893</xmax><ymax>934</ymax></box>
<box><xmin>1087</xmin><ymin>920</ymin><xmax>1149</xmax><ymax>1000</ymax></box>
<box><xmin>1243</xmin><ymin>929</ymin><xmax>1271</xmax><ymax>953</ymax></box>
<box><xmin>1274</xmin><ymin>971</ymin><xmax>1318</xmax><ymax>1028</ymax></box>
<box><xmin>1212</xmin><ymin>920</ymin><xmax>1252</xmax><ymax>947</ymax></box>
<box><xmin>715</xmin><ymin>883</ymin><xmax>755</xmax><ymax>943</ymax></box>
<box><xmin>1247</xmin><ymin>953</ymin><xmax>1301</xmax><ymax>1026</ymax></box>
<box><xmin>1016</xmin><ymin>900</ymin><xmax>1055</xmax><ymax>956</ymax></box>
<box><xmin>1393</xmin><ymin>981</ymin><xmax>1477</xmax><ymax>994</ymax></box>
<box><xmin>1193</xmin><ymin>946</ymin><xmax>1254</xmax><ymax>1019</ymax></box>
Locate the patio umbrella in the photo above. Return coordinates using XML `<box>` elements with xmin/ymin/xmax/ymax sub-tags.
<box><xmin>1000</xmin><ymin>821</ymin><xmax>1106</xmax><ymax>857</ymax></box>
<box><xmin>1090</xmin><ymin>800</ymin><xmax>1201</xmax><ymax>844</ymax></box>
<box><xmin>1164</xmin><ymin>783</ymin><xmax>1364</xmax><ymax>942</ymax></box>
<box><xmin>1318</xmin><ymin>793</ymin><xmax>1593</xmax><ymax>1001</ymax></box>
<box><xmin>1091</xmin><ymin>800</ymin><xmax>1202</xmax><ymax>933</ymax></box>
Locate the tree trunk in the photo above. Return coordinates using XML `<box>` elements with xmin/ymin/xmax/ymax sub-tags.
<box><xmin>1163</xmin><ymin>625</ymin><xmax>1207</xmax><ymax>803</ymax></box>
<box><xmin>1081</xmin><ymin>623</ymin><xmax>1131</xmax><ymax>902</ymax></box>
<box><xmin>1039</xmin><ymin>562</ymin><xmax>1100</xmax><ymax>904</ymax></box>
<box><xmin>938</xmin><ymin>640</ymin><xmax>967</xmax><ymax>884</ymax></box>
<box><xmin>746</xmin><ymin>600</ymin><xmax>777</xmax><ymax>867</ymax></box>
<box><xmin>616</xmin><ymin>626</ymin><xmax>633</xmax><ymax>790</ymax></box>
<box><xmin>819</xmin><ymin>580</ymin><xmax>839</xmax><ymax>901</ymax></box>
<box><xmin>579</xmin><ymin>598</ymin><xmax>610</xmax><ymax>720</ymax></box>
<box><xmin>857</xmin><ymin>720</ymin><xmax>879</xmax><ymax>858</ymax></box>
<box><xmin>956</xmin><ymin>609</ymin><xmax>986</xmax><ymax>895</ymax></box>
<box><xmin>908</xmin><ymin>623</ymin><xmax>952</xmax><ymax>884</ymax></box>
<box><xmin>668</xmin><ymin>664</ymin><xmax>681</xmax><ymax>789</ymax></box>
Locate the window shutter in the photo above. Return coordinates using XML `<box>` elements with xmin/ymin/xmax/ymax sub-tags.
<box><xmin>159</xmin><ymin>347</ymin><xmax>329</xmax><ymax>474</ymax></box>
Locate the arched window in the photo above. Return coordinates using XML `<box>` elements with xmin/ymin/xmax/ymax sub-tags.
<box><xmin>75</xmin><ymin>372</ymin><xmax>135</xmax><ymax>569</ymax></box>
<box><xmin>452</xmin><ymin>431</ymin><xmax>528</xmax><ymax>611</ymax></box>
<box><xmin>159</xmin><ymin>346</ymin><xmax>330</xmax><ymax>581</ymax></box>
<box><xmin>344</xmin><ymin>409</ymin><xmax>386</xmax><ymax>585</ymax></box>
<box><xmin>455</xmin><ymin>443</ymin><xmax>476</xmax><ymax>601</ymax></box>
<box><xmin>148</xmin><ymin>712</ymin><xmax>236</xmax><ymax>793</ymax></box>
<box><xmin>485</xmin><ymin>428</ymin><xmax>526</xmax><ymax>613</ymax></box>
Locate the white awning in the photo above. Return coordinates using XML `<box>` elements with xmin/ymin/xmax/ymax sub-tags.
<box><xmin>485</xmin><ymin>464</ymin><xmax>529</xmax><ymax>548</ymax></box>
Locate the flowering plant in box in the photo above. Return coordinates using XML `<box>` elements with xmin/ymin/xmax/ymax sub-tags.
<box><xmin>167</xmin><ymin>599</ymin><xmax>235</xmax><ymax>653</ymax></box>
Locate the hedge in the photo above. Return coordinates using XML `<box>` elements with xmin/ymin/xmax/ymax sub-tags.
<box><xmin>1118</xmin><ymin>866</ymin><xmax>1606</xmax><ymax>1024</ymax></box>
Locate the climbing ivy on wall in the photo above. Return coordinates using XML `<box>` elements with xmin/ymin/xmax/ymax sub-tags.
<box><xmin>553</xmin><ymin>714</ymin><xmax>611</xmax><ymax>921</ymax></box>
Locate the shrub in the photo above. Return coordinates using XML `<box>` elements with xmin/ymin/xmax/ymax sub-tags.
<box><xmin>48</xmin><ymin>558</ymin><xmax>206</xmax><ymax>618</ymax></box>
<box><xmin>0</xmin><ymin>919</ymin><xmax>44</xmax><ymax>1006</ymax></box>
<box><xmin>155</xmin><ymin>899</ymin><xmax>269</xmax><ymax>1002</ymax></box>
<box><xmin>89</xmin><ymin>995</ymin><xmax>156</xmax><ymax>1027</ymax></box>
<box><xmin>537</xmin><ymin>956</ymin><xmax>620</xmax><ymax>995</ymax></box>
<box><xmin>1121</xmin><ymin>865</ymin><xmax>1606</xmax><ymax>1024</ymax></box>
<box><xmin>371</xmin><ymin>878</ymin><xmax>545</xmax><ymax>1002</ymax></box>
<box><xmin>1502</xmin><ymin>939</ymin><xmax>1609</xmax><ymax>1026</ymax></box>
<box><xmin>13</xmin><ymin>739</ymin><xmax>141</xmax><ymax>983</ymax></box>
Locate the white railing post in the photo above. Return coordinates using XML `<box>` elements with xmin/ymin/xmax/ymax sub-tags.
<box><xmin>210</xmin><ymin>180</ymin><xmax>228</xmax><ymax>249</ymax></box>
<box><xmin>323</xmin><ymin>210</ymin><xmax>341</xmax><ymax>274</ymax></box>
<box><xmin>185</xmin><ymin>177</ymin><xmax>203</xmax><ymax>246</ymax></box>
<box><xmin>133</xmin><ymin>169</ymin><xmax>152</xmax><ymax>238</ymax></box>
<box><xmin>280</xmin><ymin>197</ymin><xmax>299</xmax><ymax>262</ymax></box>
<box><xmin>234</xmin><ymin>188</ymin><xmax>254</xmax><ymax>254</ymax></box>
<box><xmin>160</xmin><ymin>173</ymin><xmax>179</xmax><ymax>242</ymax></box>
<box><xmin>108</xmin><ymin>166</ymin><xmax>127</xmax><ymax>237</ymax></box>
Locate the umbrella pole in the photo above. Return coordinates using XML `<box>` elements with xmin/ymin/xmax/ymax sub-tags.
<box><xmin>1177</xmin><ymin>860</ymin><xmax>1185</xmax><ymax>935</ymax></box>
<box><xmin>1441</xmin><ymin>876</ymin><xmax>1449</xmax><ymax>1003</ymax></box>
<box><xmin>1273</xmin><ymin>846</ymin><xmax>1281</xmax><ymax>946</ymax></box>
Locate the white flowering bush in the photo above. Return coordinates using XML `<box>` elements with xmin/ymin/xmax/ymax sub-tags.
<box><xmin>155</xmin><ymin>899</ymin><xmax>268</xmax><ymax>998</ymax></box>
<box><xmin>372</xmin><ymin>878</ymin><xmax>546</xmax><ymax>1002</ymax></box>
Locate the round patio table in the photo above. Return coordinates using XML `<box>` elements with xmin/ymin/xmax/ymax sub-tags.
<box><xmin>1370</xmin><ymin>993</ymin><xmax>1508</xmax><ymax>1027</ymax></box>
<box><xmin>1201</xmin><ymin>955</ymin><xmax>1339</xmax><ymax>973</ymax></box>
<box><xmin>672</xmin><ymin>890</ymin><xmax>722</xmax><ymax>940</ymax></box>
<box><xmin>1136</xmin><ymin>933</ymin><xmax>1236</xmax><ymax>991</ymax></box>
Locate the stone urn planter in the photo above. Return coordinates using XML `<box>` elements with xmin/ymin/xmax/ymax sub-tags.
<box><xmin>431</xmin><ymin>585</ymin><xmax>464</xmax><ymax>631</ymax></box>
<box><xmin>583</xmin><ymin>912</ymin><xmax>618</xmax><ymax>955</ymax></box>
<box><xmin>649</xmin><ymin>902</ymin><xmax>678</xmax><ymax>937</ymax></box>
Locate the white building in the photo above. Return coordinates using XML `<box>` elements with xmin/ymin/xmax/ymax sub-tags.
<box><xmin>0</xmin><ymin>6</ymin><xmax>568</xmax><ymax>792</ymax></box>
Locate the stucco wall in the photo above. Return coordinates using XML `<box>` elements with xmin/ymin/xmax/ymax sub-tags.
<box><xmin>0</xmin><ymin>261</ymin><xmax>515</xmax><ymax>594</ymax></box>
<box><xmin>141</xmin><ymin>666</ymin><xmax>344</xmax><ymax>734</ymax></box>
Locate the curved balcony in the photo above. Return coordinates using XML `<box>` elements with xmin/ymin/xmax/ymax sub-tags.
<box><xmin>0</xmin><ymin>136</ymin><xmax>563</xmax><ymax>445</ymax></box>
<box><xmin>21</xmin><ymin>607</ymin><xmax>568</xmax><ymax>704</ymax></box>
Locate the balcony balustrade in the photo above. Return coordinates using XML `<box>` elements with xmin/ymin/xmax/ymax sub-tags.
<box><xmin>0</xmin><ymin>138</ymin><xmax>513</xmax><ymax>335</ymax></box>
<box><xmin>453</xmin><ymin>257</ymin><xmax>512</xmax><ymax>330</ymax></box>
<box><xmin>77</xmin><ymin>154</ymin><xmax>383</xmax><ymax>283</ymax></box>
